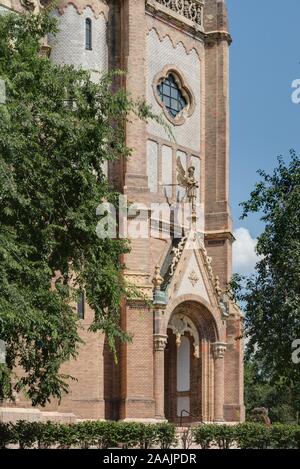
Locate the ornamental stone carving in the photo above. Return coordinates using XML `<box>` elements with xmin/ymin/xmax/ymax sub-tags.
<box><xmin>198</xmin><ymin>238</ymin><xmax>214</xmax><ymax>281</ymax></box>
<box><xmin>212</xmin><ymin>342</ymin><xmax>227</xmax><ymax>359</ymax></box>
<box><xmin>215</xmin><ymin>275</ymin><xmax>222</xmax><ymax>297</ymax></box>
<box><xmin>154</xmin><ymin>334</ymin><xmax>168</xmax><ymax>351</ymax></box>
<box><xmin>168</xmin><ymin>313</ymin><xmax>200</xmax><ymax>358</ymax></box>
<box><xmin>188</xmin><ymin>270</ymin><xmax>199</xmax><ymax>287</ymax></box>
<box><xmin>124</xmin><ymin>271</ymin><xmax>153</xmax><ymax>299</ymax></box>
<box><xmin>170</xmin><ymin>236</ymin><xmax>187</xmax><ymax>277</ymax></box>
<box><xmin>147</xmin><ymin>0</ymin><xmax>203</xmax><ymax>27</ymax></box>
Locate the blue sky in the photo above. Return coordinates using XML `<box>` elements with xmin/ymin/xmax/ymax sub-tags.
<box><xmin>228</xmin><ymin>0</ymin><xmax>300</xmax><ymax>240</ymax></box>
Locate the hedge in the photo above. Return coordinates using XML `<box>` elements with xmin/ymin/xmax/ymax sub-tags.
<box><xmin>2</xmin><ymin>421</ymin><xmax>300</xmax><ymax>449</ymax></box>
<box><xmin>0</xmin><ymin>420</ymin><xmax>177</xmax><ymax>449</ymax></box>
<box><xmin>192</xmin><ymin>423</ymin><xmax>300</xmax><ymax>449</ymax></box>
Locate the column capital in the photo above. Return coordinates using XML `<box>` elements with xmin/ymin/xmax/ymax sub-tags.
<box><xmin>154</xmin><ymin>334</ymin><xmax>168</xmax><ymax>351</ymax></box>
<box><xmin>212</xmin><ymin>342</ymin><xmax>227</xmax><ymax>359</ymax></box>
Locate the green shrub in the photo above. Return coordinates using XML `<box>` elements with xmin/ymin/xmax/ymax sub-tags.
<box><xmin>14</xmin><ymin>420</ymin><xmax>40</xmax><ymax>449</ymax></box>
<box><xmin>235</xmin><ymin>423</ymin><xmax>270</xmax><ymax>449</ymax></box>
<box><xmin>72</xmin><ymin>421</ymin><xmax>94</xmax><ymax>449</ymax></box>
<box><xmin>0</xmin><ymin>422</ymin><xmax>15</xmax><ymax>449</ymax></box>
<box><xmin>55</xmin><ymin>423</ymin><xmax>78</xmax><ymax>449</ymax></box>
<box><xmin>156</xmin><ymin>422</ymin><xmax>177</xmax><ymax>449</ymax></box>
<box><xmin>293</xmin><ymin>426</ymin><xmax>300</xmax><ymax>449</ymax></box>
<box><xmin>136</xmin><ymin>423</ymin><xmax>158</xmax><ymax>449</ymax></box>
<box><xmin>36</xmin><ymin>421</ymin><xmax>59</xmax><ymax>449</ymax></box>
<box><xmin>213</xmin><ymin>424</ymin><xmax>236</xmax><ymax>449</ymax></box>
<box><xmin>192</xmin><ymin>424</ymin><xmax>216</xmax><ymax>449</ymax></box>
<box><xmin>269</xmin><ymin>424</ymin><xmax>297</xmax><ymax>449</ymax></box>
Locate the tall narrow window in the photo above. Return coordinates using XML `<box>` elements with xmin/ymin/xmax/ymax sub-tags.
<box><xmin>85</xmin><ymin>18</ymin><xmax>92</xmax><ymax>50</ymax></box>
<box><xmin>77</xmin><ymin>292</ymin><xmax>85</xmax><ymax>320</ymax></box>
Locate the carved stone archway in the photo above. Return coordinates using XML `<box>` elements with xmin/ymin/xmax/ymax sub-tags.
<box><xmin>164</xmin><ymin>309</ymin><xmax>204</xmax><ymax>424</ymax></box>
<box><xmin>154</xmin><ymin>300</ymin><xmax>226</xmax><ymax>423</ymax></box>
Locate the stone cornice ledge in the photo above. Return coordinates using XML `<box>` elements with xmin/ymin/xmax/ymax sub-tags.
<box><xmin>205</xmin><ymin>230</ymin><xmax>235</xmax><ymax>242</ymax></box>
<box><xmin>146</xmin><ymin>1</ymin><xmax>232</xmax><ymax>45</ymax></box>
<box><xmin>204</xmin><ymin>30</ymin><xmax>232</xmax><ymax>46</ymax></box>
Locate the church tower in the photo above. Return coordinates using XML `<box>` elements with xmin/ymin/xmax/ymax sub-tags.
<box><xmin>107</xmin><ymin>0</ymin><xmax>244</xmax><ymax>424</ymax></box>
<box><xmin>0</xmin><ymin>0</ymin><xmax>244</xmax><ymax>424</ymax></box>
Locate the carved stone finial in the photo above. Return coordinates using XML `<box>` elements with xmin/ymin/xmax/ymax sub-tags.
<box><xmin>152</xmin><ymin>265</ymin><xmax>163</xmax><ymax>290</ymax></box>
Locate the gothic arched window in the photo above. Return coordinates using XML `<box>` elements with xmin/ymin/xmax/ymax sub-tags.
<box><xmin>85</xmin><ymin>18</ymin><xmax>92</xmax><ymax>50</ymax></box>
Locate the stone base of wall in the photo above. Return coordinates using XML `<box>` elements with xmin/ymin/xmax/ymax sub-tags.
<box><xmin>224</xmin><ymin>404</ymin><xmax>245</xmax><ymax>423</ymax></box>
<box><xmin>0</xmin><ymin>407</ymin><xmax>76</xmax><ymax>424</ymax></box>
<box><xmin>121</xmin><ymin>418</ymin><xmax>164</xmax><ymax>424</ymax></box>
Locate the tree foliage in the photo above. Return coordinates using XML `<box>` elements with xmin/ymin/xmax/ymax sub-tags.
<box><xmin>0</xmin><ymin>12</ymin><xmax>150</xmax><ymax>405</ymax></box>
<box><xmin>244</xmin><ymin>360</ymin><xmax>300</xmax><ymax>423</ymax></box>
<box><xmin>235</xmin><ymin>151</ymin><xmax>300</xmax><ymax>389</ymax></box>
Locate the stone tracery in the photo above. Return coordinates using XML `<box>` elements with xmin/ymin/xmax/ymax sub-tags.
<box><xmin>168</xmin><ymin>312</ymin><xmax>200</xmax><ymax>358</ymax></box>
<box><xmin>147</xmin><ymin>0</ymin><xmax>203</xmax><ymax>27</ymax></box>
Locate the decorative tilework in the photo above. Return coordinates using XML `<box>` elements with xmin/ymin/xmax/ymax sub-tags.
<box><xmin>49</xmin><ymin>5</ymin><xmax>108</xmax><ymax>83</ymax></box>
<box><xmin>146</xmin><ymin>29</ymin><xmax>201</xmax><ymax>152</ymax></box>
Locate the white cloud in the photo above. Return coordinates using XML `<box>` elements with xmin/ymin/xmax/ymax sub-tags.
<box><xmin>233</xmin><ymin>227</ymin><xmax>261</xmax><ymax>275</ymax></box>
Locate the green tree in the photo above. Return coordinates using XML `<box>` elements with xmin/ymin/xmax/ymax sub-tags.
<box><xmin>0</xmin><ymin>12</ymin><xmax>151</xmax><ymax>405</ymax></box>
<box><xmin>244</xmin><ymin>359</ymin><xmax>300</xmax><ymax>423</ymax></box>
<box><xmin>236</xmin><ymin>151</ymin><xmax>300</xmax><ymax>393</ymax></box>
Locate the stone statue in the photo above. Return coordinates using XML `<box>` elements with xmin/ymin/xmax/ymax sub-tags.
<box><xmin>176</xmin><ymin>157</ymin><xmax>199</xmax><ymax>212</ymax></box>
<box><xmin>152</xmin><ymin>265</ymin><xmax>163</xmax><ymax>290</ymax></box>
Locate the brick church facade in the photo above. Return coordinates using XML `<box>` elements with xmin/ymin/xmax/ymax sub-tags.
<box><xmin>0</xmin><ymin>0</ymin><xmax>244</xmax><ymax>424</ymax></box>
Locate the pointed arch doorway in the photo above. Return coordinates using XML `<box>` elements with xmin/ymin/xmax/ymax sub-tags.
<box><xmin>162</xmin><ymin>300</ymin><xmax>222</xmax><ymax>424</ymax></box>
<box><xmin>164</xmin><ymin>312</ymin><xmax>202</xmax><ymax>424</ymax></box>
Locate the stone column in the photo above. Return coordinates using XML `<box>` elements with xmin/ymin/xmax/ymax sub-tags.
<box><xmin>154</xmin><ymin>334</ymin><xmax>168</xmax><ymax>420</ymax></box>
<box><xmin>152</xmin><ymin>267</ymin><xmax>168</xmax><ymax>420</ymax></box>
<box><xmin>212</xmin><ymin>342</ymin><xmax>227</xmax><ymax>422</ymax></box>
